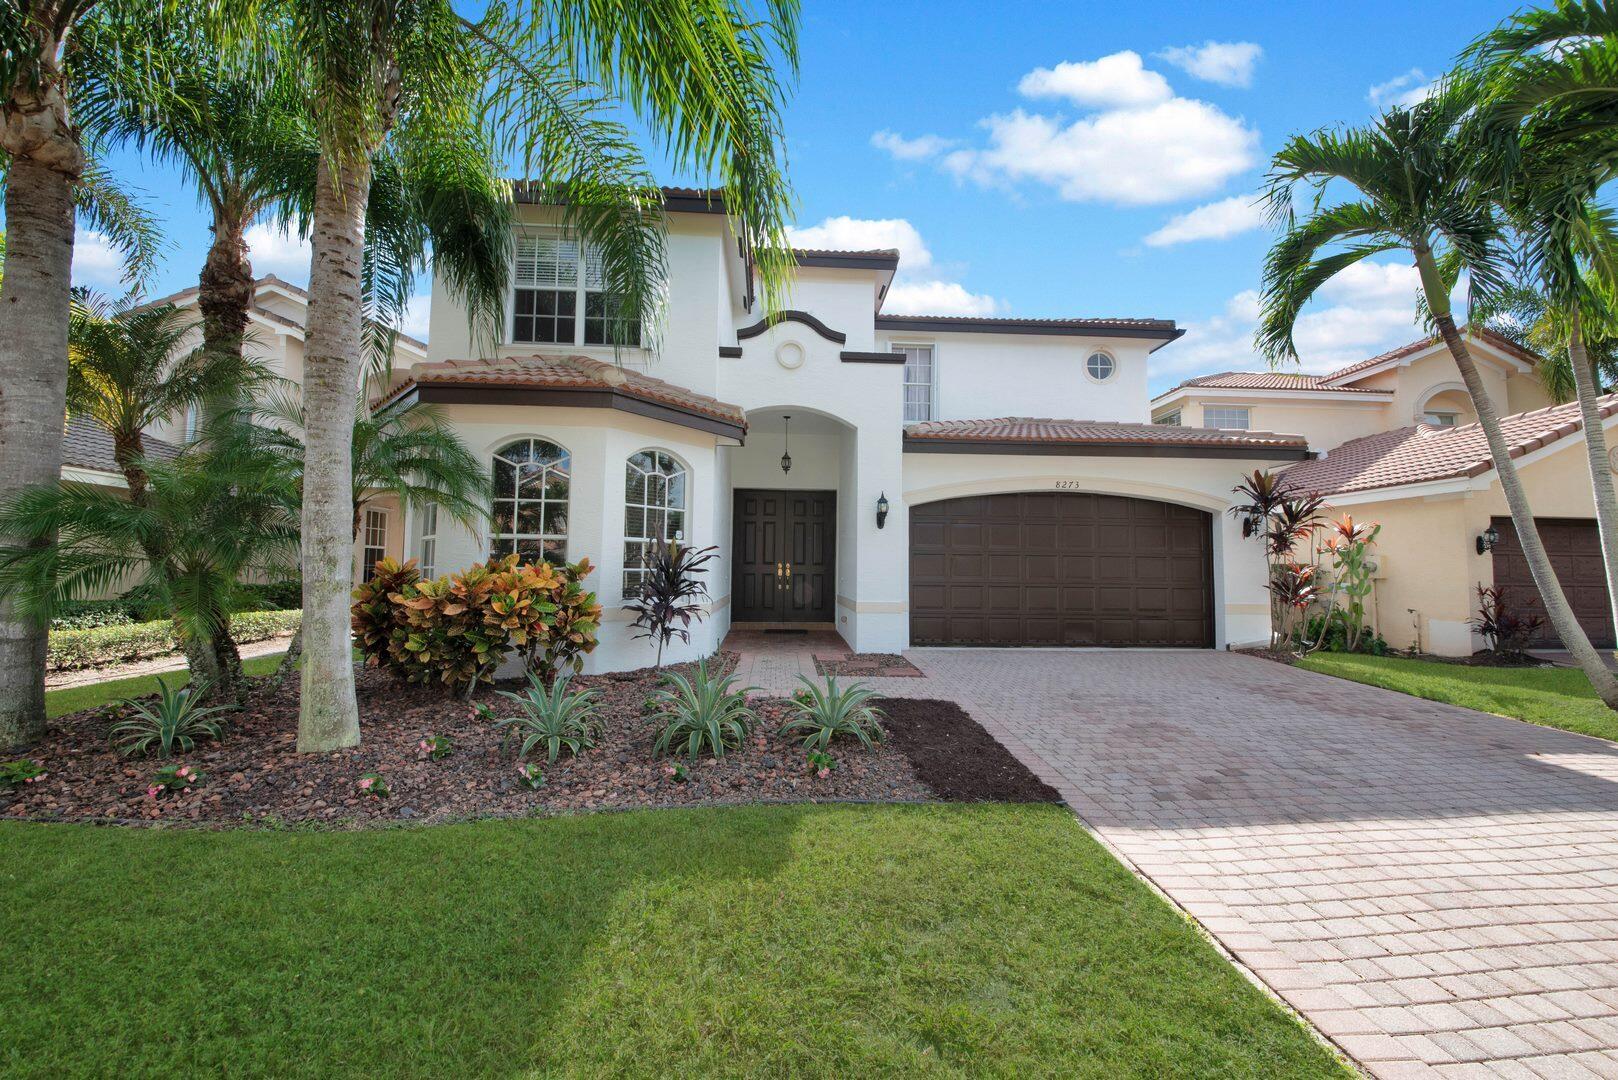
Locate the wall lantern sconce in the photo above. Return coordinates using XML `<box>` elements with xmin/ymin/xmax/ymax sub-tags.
<box><xmin>1476</xmin><ymin>525</ymin><xmax>1500</xmax><ymax>555</ymax></box>
<box><xmin>1241</xmin><ymin>510</ymin><xmax>1263</xmax><ymax>539</ymax></box>
<box><xmin>876</xmin><ymin>492</ymin><xmax>890</xmax><ymax>529</ymax></box>
<box><xmin>779</xmin><ymin>414</ymin><xmax>792</xmax><ymax>475</ymax></box>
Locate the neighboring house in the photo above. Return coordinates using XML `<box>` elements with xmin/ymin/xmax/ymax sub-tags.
<box><xmin>383</xmin><ymin>186</ymin><xmax>1310</xmax><ymax>672</ymax></box>
<box><xmin>1155</xmin><ymin>332</ymin><xmax>1615</xmax><ymax>657</ymax></box>
<box><xmin>65</xmin><ymin>275</ymin><xmax>428</xmax><ymax>584</ymax></box>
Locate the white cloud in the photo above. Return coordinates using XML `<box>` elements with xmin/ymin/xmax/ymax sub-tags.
<box><xmin>1144</xmin><ymin>195</ymin><xmax>1265</xmax><ymax>247</ymax></box>
<box><xmin>870</xmin><ymin>130</ymin><xmax>955</xmax><ymax>162</ymax></box>
<box><xmin>882</xmin><ymin>280</ymin><xmax>1002</xmax><ymax>317</ymax></box>
<box><xmin>1155</xmin><ymin>41</ymin><xmax>1263</xmax><ymax>88</ymax></box>
<box><xmin>947</xmin><ymin>98</ymin><xmax>1259</xmax><ymax>205</ymax></box>
<box><xmin>1150</xmin><ymin>260</ymin><xmax>1452</xmax><ymax>388</ymax></box>
<box><xmin>788</xmin><ymin>215</ymin><xmax>1000</xmax><ymax>316</ymax></box>
<box><xmin>1017</xmin><ymin>52</ymin><xmax>1173</xmax><ymax>108</ymax></box>
<box><xmin>1368</xmin><ymin>68</ymin><xmax>1435</xmax><ymax>109</ymax></box>
<box><xmin>71</xmin><ymin>231</ymin><xmax>127</xmax><ymax>289</ymax></box>
<box><xmin>788</xmin><ymin>216</ymin><xmax>932</xmax><ymax>271</ymax></box>
<box><xmin>244</xmin><ymin>222</ymin><xmax>312</xmax><ymax>281</ymax></box>
<box><xmin>400</xmin><ymin>294</ymin><xmax>431</xmax><ymax>341</ymax></box>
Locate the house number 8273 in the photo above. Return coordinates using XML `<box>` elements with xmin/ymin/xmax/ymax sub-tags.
<box><xmin>1053</xmin><ymin>480</ymin><xmax>1087</xmax><ymax>490</ymax></box>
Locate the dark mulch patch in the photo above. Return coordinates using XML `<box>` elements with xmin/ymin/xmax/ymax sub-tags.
<box><xmin>876</xmin><ymin>697</ymin><xmax>1063</xmax><ymax>805</ymax></box>
<box><xmin>3</xmin><ymin>653</ymin><xmax>931</xmax><ymax>827</ymax></box>
<box><xmin>813</xmin><ymin>653</ymin><xmax>924</xmax><ymax>678</ymax></box>
<box><xmin>1238</xmin><ymin>646</ymin><xmax>1549</xmax><ymax>668</ymax></box>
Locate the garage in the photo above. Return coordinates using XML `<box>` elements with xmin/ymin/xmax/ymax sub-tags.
<box><xmin>909</xmin><ymin>492</ymin><xmax>1214</xmax><ymax>647</ymax></box>
<box><xmin>1491</xmin><ymin>516</ymin><xmax>1614</xmax><ymax>648</ymax></box>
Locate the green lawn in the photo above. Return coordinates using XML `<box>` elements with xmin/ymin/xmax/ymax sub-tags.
<box><xmin>44</xmin><ymin>652</ymin><xmax>286</xmax><ymax>718</ymax></box>
<box><xmin>0</xmin><ymin>804</ymin><xmax>1345</xmax><ymax>1078</ymax></box>
<box><xmin>1297</xmin><ymin>652</ymin><xmax>1618</xmax><ymax>742</ymax></box>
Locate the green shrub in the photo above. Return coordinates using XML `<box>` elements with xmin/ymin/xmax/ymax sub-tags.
<box><xmin>110</xmin><ymin>678</ymin><xmax>234</xmax><ymax>758</ymax></box>
<box><xmin>351</xmin><ymin>554</ymin><xmax>602</xmax><ymax>692</ymax></box>
<box><xmin>491</xmin><ymin>672</ymin><xmax>601</xmax><ymax>764</ymax></box>
<box><xmin>147</xmin><ymin>763</ymin><xmax>201</xmax><ymax>797</ymax></box>
<box><xmin>0</xmin><ymin>759</ymin><xmax>48</xmax><ymax>789</ymax></box>
<box><xmin>1296</xmin><ymin>610</ymin><xmax>1389</xmax><ymax>656</ymax></box>
<box><xmin>49</xmin><ymin>600</ymin><xmax>139</xmax><ymax>631</ymax></box>
<box><xmin>47</xmin><ymin>609</ymin><xmax>302</xmax><ymax>671</ymax></box>
<box><xmin>651</xmin><ymin>660</ymin><xmax>757</xmax><ymax>759</ymax></box>
<box><xmin>781</xmin><ymin>676</ymin><xmax>884</xmax><ymax>750</ymax></box>
<box><xmin>236</xmin><ymin>579</ymin><xmax>303</xmax><ymax>611</ymax></box>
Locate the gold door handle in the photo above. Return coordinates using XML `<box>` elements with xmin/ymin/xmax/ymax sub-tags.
<box><xmin>784</xmin><ymin>562</ymin><xmax>792</xmax><ymax>580</ymax></box>
<box><xmin>776</xmin><ymin>561</ymin><xmax>784</xmax><ymax>588</ymax></box>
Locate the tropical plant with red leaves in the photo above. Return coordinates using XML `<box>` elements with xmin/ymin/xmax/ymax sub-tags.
<box><xmin>1471</xmin><ymin>584</ymin><xmax>1546</xmax><ymax>659</ymax></box>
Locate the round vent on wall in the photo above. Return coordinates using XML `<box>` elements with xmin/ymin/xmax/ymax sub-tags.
<box><xmin>776</xmin><ymin>340</ymin><xmax>805</xmax><ymax>370</ymax></box>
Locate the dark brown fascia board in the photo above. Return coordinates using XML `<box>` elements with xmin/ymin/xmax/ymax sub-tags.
<box><xmin>718</xmin><ymin>346</ymin><xmax>743</xmax><ymax>358</ymax></box>
<box><xmin>876</xmin><ymin>315</ymin><xmax>1185</xmax><ymax>349</ymax></box>
<box><xmin>902</xmin><ymin>437</ymin><xmax>1310</xmax><ymax>461</ymax></box>
<box><xmin>406</xmin><ymin>383</ymin><xmax>746</xmax><ymax>439</ymax></box>
<box><xmin>794</xmin><ymin>252</ymin><xmax>901</xmax><ymax>271</ymax></box>
<box><xmin>511</xmin><ymin>184</ymin><xmax>727</xmax><ymax>216</ymax></box>
<box><xmin>735</xmin><ymin>309</ymin><xmax>848</xmax><ymax>345</ymax></box>
<box><xmin>839</xmin><ymin>350</ymin><xmax>905</xmax><ymax>364</ymax></box>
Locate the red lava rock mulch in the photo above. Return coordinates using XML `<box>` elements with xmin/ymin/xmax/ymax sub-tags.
<box><xmin>875</xmin><ymin>697</ymin><xmax>1063</xmax><ymax>804</ymax></box>
<box><xmin>2</xmin><ymin>654</ymin><xmax>936</xmax><ymax>827</ymax></box>
<box><xmin>813</xmin><ymin>653</ymin><xmax>924</xmax><ymax>678</ymax></box>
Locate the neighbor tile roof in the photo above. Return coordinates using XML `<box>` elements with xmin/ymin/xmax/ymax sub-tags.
<box><xmin>1320</xmin><ymin>327</ymin><xmax>1539</xmax><ymax>385</ymax></box>
<box><xmin>1280</xmin><ymin>396</ymin><xmax>1618</xmax><ymax>496</ymax></box>
<box><xmin>376</xmin><ymin>354</ymin><xmax>747</xmax><ymax>427</ymax></box>
<box><xmin>904</xmin><ymin>416</ymin><xmax>1309</xmax><ymax>452</ymax></box>
<box><xmin>1174</xmin><ymin>371</ymin><xmax>1392</xmax><ymax>394</ymax></box>
<box><xmin>130</xmin><ymin>274</ymin><xmax>428</xmax><ymax>351</ymax></box>
<box><xmin>877</xmin><ymin>314</ymin><xmax>1178</xmax><ymax>332</ymax></box>
<box><xmin>61</xmin><ymin>415</ymin><xmax>181</xmax><ymax>474</ymax></box>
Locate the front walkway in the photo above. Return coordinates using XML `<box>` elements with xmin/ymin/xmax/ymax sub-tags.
<box><xmin>732</xmin><ymin>641</ymin><xmax>1618</xmax><ymax>1079</ymax></box>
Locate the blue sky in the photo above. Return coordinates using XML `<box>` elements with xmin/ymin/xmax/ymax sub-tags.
<box><xmin>76</xmin><ymin>0</ymin><xmax>1523</xmax><ymax>395</ymax></box>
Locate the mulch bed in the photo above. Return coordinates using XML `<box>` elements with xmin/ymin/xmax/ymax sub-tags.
<box><xmin>2</xmin><ymin>656</ymin><xmax>1058</xmax><ymax>827</ymax></box>
<box><xmin>813</xmin><ymin>653</ymin><xmax>924</xmax><ymax>678</ymax></box>
<box><xmin>1238</xmin><ymin>646</ymin><xmax>1550</xmax><ymax>668</ymax></box>
<box><xmin>875</xmin><ymin>698</ymin><xmax>1063</xmax><ymax>804</ymax></box>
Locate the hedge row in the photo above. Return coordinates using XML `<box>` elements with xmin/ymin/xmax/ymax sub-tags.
<box><xmin>48</xmin><ymin>610</ymin><xmax>303</xmax><ymax>672</ymax></box>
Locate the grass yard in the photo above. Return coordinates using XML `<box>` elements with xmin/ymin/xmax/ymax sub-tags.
<box><xmin>44</xmin><ymin>652</ymin><xmax>286</xmax><ymax>718</ymax></box>
<box><xmin>1297</xmin><ymin>653</ymin><xmax>1618</xmax><ymax>742</ymax></box>
<box><xmin>0</xmin><ymin>804</ymin><xmax>1346</xmax><ymax>1078</ymax></box>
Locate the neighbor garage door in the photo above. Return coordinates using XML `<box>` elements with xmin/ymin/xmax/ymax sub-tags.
<box><xmin>1491</xmin><ymin>516</ymin><xmax>1614</xmax><ymax>648</ymax></box>
<box><xmin>909</xmin><ymin>492</ymin><xmax>1214</xmax><ymax>647</ymax></box>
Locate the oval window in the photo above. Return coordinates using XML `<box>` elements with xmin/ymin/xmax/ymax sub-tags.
<box><xmin>1086</xmin><ymin>350</ymin><xmax>1116</xmax><ymax>382</ymax></box>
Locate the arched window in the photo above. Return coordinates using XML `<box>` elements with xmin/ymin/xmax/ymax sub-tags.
<box><xmin>624</xmin><ymin>450</ymin><xmax>688</xmax><ymax>593</ymax></box>
<box><xmin>490</xmin><ymin>438</ymin><xmax>570</xmax><ymax>565</ymax></box>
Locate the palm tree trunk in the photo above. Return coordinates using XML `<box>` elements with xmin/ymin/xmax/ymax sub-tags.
<box><xmin>197</xmin><ymin>211</ymin><xmax>254</xmax><ymax>422</ymax></box>
<box><xmin>0</xmin><ymin>137</ymin><xmax>81</xmax><ymax>748</ymax></box>
<box><xmin>1425</xmin><ymin>292</ymin><xmax>1618</xmax><ymax>704</ymax></box>
<box><xmin>1566</xmin><ymin>309</ymin><xmax>1618</xmax><ymax>643</ymax></box>
<box><xmin>296</xmin><ymin>152</ymin><xmax>371</xmax><ymax>752</ymax></box>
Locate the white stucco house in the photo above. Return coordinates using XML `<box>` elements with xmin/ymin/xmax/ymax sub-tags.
<box><xmin>363</xmin><ymin>187</ymin><xmax>1309</xmax><ymax>671</ymax></box>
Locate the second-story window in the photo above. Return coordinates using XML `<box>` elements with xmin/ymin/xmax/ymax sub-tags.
<box><xmin>512</xmin><ymin>234</ymin><xmax>641</xmax><ymax>347</ymax></box>
<box><xmin>899</xmin><ymin>345</ymin><xmax>935</xmax><ymax>422</ymax></box>
<box><xmin>1203</xmin><ymin>406</ymin><xmax>1251</xmax><ymax>430</ymax></box>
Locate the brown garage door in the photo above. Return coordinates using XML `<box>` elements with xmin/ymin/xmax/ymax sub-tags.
<box><xmin>909</xmin><ymin>492</ymin><xmax>1214</xmax><ymax>647</ymax></box>
<box><xmin>1491</xmin><ymin>517</ymin><xmax>1614</xmax><ymax>648</ymax></box>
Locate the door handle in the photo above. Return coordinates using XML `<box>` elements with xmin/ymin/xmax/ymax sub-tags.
<box><xmin>784</xmin><ymin>562</ymin><xmax>792</xmax><ymax>580</ymax></box>
<box><xmin>776</xmin><ymin>561</ymin><xmax>784</xmax><ymax>589</ymax></box>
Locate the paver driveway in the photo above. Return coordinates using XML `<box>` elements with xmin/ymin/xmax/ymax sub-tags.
<box><xmin>737</xmin><ymin>637</ymin><xmax>1618</xmax><ymax>1079</ymax></box>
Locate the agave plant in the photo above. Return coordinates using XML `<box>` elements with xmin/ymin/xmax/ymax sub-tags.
<box><xmin>490</xmin><ymin>672</ymin><xmax>602</xmax><ymax>764</ymax></box>
<box><xmin>780</xmin><ymin>676</ymin><xmax>884</xmax><ymax>751</ymax></box>
<box><xmin>109</xmin><ymin>678</ymin><xmax>234</xmax><ymax>758</ymax></box>
<box><xmin>651</xmin><ymin>660</ymin><xmax>758</xmax><ymax>759</ymax></box>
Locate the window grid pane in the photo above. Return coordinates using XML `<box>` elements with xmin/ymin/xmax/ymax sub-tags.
<box><xmin>1203</xmin><ymin>407</ymin><xmax>1250</xmax><ymax>430</ymax></box>
<box><xmin>901</xmin><ymin>345</ymin><xmax>934</xmax><ymax>423</ymax></box>
<box><xmin>361</xmin><ymin>510</ymin><xmax>388</xmax><ymax>582</ymax></box>
<box><xmin>623</xmin><ymin>450</ymin><xmax>689</xmax><ymax>594</ymax></box>
<box><xmin>418</xmin><ymin>505</ymin><xmax>439</xmax><ymax>578</ymax></box>
<box><xmin>490</xmin><ymin>439</ymin><xmax>570</xmax><ymax>565</ymax></box>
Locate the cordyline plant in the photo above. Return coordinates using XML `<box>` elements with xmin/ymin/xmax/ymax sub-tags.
<box><xmin>622</xmin><ymin>541</ymin><xmax>717</xmax><ymax>669</ymax></box>
<box><xmin>1471</xmin><ymin>583</ymin><xmax>1547</xmax><ymax>660</ymax></box>
<box><xmin>1231</xmin><ymin>470</ymin><xmax>1330</xmax><ymax>648</ymax></box>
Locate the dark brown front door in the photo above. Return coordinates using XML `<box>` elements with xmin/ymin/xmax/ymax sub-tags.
<box><xmin>1491</xmin><ymin>516</ymin><xmax>1614</xmax><ymax>648</ymax></box>
<box><xmin>909</xmin><ymin>492</ymin><xmax>1214</xmax><ymax>647</ymax></box>
<box><xmin>732</xmin><ymin>489</ymin><xmax>836</xmax><ymax>622</ymax></box>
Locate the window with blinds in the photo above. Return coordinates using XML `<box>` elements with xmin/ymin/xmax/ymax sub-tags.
<box><xmin>512</xmin><ymin>234</ymin><xmax>640</xmax><ymax>347</ymax></box>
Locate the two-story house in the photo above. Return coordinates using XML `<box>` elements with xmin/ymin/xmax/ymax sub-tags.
<box><xmin>1152</xmin><ymin>331</ymin><xmax>1618</xmax><ymax>657</ymax></box>
<box><xmin>374</xmin><ymin>187</ymin><xmax>1308</xmax><ymax>671</ymax></box>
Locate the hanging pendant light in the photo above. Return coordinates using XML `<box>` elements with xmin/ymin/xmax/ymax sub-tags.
<box><xmin>780</xmin><ymin>414</ymin><xmax>793</xmax><ymax>474</ymax></box>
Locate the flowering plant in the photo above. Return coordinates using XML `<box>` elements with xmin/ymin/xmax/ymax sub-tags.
<box><xmin>0</xmin><ymin>759</ymin><xmax>48</xmax><ymax>789</ymax></box>
<box><xmin>417</xmin><ymin>734</ymin><xmax>453</xmax><ymax>761</ymax></box>
<box><xmin>515</xmin><ymin>762</ymin><xmax>546</xmax><ymax>790</ymax></box>
<box><xmin>806</xmin><ymin>749</ymin><xmax>835</xmax><ymax>779</ymax></box>
<box><xmin>148</xmin><ymin>763</ymin><xmax>200</xmax><ymax>797</ymax></box>
<box><xmin>358</xmin><ymin>772</ymin><xmax>391</xmax><ymax>799</ymax></box>
<box><xmin>661</xmin><ymin>761</ymin><xmax>689</xmax><ymax>783</ymax></box>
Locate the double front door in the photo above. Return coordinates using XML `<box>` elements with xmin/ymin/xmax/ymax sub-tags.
<box><xmin>731</xmin><ymin>489</ymin><xmax>836</xmax><ymax>622</ymax></box>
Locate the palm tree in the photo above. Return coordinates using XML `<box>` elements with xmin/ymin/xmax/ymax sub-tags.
<box><xmin>0</xmin><ymin>446</ymin><xmax>299</xmax><ymax>701</ymax></box>
<box><xmin>1479</xmin><ymin>282</ymin><xmax>1618</xmax><ymax>404</ymax></box>
<box><xmin>1258</xmin><ymin>78</ymin><xmax>1618</xmax><ymax>707</ymax></box>
<box><xmin>0</xmin><ymin>0</ymin><xmax>172</xmax><ymax>748</ymax></box>
<box><xmin>254</xmin><ymin>0</ymin><xmax>801</xmax><ymax>752</ymax></box>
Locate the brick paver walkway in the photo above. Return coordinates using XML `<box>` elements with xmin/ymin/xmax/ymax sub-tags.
<box><xmin>734</xmin><ymin>642</ymin><xmax>1618</xmax><ymax>1079</ymax></box>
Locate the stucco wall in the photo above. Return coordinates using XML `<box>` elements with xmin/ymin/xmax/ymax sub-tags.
<box><xmin>1159</xmin><ymin>397</ymin><xmax>1388</xmax><ymax>452</ymax></box>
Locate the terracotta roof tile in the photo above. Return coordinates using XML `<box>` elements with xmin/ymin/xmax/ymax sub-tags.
<box><xmin>1280</xmin><ymin>395</ymin><xmax>1618</xmax><ymax>496</ymax></box>
<box><xmin>1172</xmin><ymin>371</ymin><xmax>1392</xmax><ymax>394</ymax></box>
<box><xmin>904</xmin><ymin>416</ymin><xmax>1308</xmax><ymax>452</ymax></box>
<box><xmin>878</xmin><ymin>314</ymin><xmax>1178</xmax><ymax>332</ymax></box>
<box><xmin>61</xmin><ymin>415</ymin><xmax>181</xmax><ymax>474</ymax></box>
<box><xmin>1322</xmin><ymin>327</ymin><xmax>1539</xmax><ymax>385</ymax></box>
<box><xmin>375</xmin><ymin>354</ymin><xmax>747</xmax><ymax>428</ymax></box>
